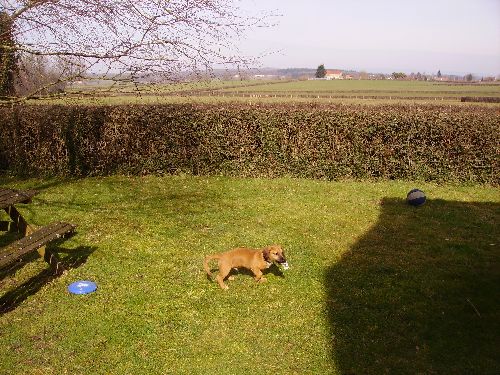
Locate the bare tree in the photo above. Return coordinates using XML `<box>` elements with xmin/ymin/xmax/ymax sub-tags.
<box><xmin>14</xmin><ymin>54</ymin><xmax>68</xmax><ymax>95</ymax></box>
<box><xmin>0</xmin><ymin>0</ymin><xmax>269</xmax><ymax>99</ymax></box>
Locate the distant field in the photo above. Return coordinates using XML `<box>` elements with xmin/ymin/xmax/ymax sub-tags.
<box><xmin>67</xmin><ymin>79</ymin><xmax>281</xmax><ymax>94</ymax></box>
<box><xmin>45</xmin><ymin>79</ymin><xmax>500</xmax><ymax>106</ymax></box>
<box><xmin>217</xmin><ymin>80</ymin><xmax>500</xmax><ymax>99</ymax></box>
<box><xmin>223</xmin><ymin>79</ymin><xmax>499</xmax><ymax>93</ymax></box>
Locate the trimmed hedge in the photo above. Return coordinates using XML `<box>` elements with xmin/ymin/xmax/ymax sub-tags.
<box><xmin>0</xmin><ymin>103</ymin><xmax>498</xmax><ymax>183</ymax></box>
<box><xmin>461</xmin><ymin>96</ymin><xmax>500</xmax><ymax>103</ymax></box>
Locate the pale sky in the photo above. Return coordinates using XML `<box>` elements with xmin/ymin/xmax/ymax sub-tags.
<box><xmin>239</xmin><ymin>0</ymin><xmax>500</xmax><ymax>76</ymax></box>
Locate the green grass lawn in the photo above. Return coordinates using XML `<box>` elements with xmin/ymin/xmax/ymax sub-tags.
<box><xmin>1</xmin><ymin>176</ymin><xmax>499</xmax><ymax>374</ymax></box>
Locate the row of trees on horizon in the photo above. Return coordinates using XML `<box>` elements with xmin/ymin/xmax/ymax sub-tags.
<box><xmin>314</xmin><ymin>65</ymin><xmax>497</xmax><ymax>82</ymax></box>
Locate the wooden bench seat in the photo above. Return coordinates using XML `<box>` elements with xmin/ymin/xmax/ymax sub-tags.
<box><xmin>0</xmin><ymin>222</ymin><xmax>76</xmax><ymax>270</ymax></box>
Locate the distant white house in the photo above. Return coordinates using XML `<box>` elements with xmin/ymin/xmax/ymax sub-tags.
<box><xmin>325</xmin><ymin>70</ymin><xmax>343</xmax><ymax>80</ymax></box>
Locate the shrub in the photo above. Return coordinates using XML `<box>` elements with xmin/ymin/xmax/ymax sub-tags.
<box><xmin>0</xmin><ymin>103</ymin><xmax>498</xmax><ymax>184</ymax></box>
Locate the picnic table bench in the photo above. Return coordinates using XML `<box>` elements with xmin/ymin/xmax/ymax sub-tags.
<box><xmin>0</xmin><ymin>188</ymin><xmax>76</xmax><ymax>273</ymax></box>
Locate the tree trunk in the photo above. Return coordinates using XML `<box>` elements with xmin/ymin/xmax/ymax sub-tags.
<box><xmin>0</xmin><ymin>12</ymin><xmax>17</xmax><ymax>97</ymax></box>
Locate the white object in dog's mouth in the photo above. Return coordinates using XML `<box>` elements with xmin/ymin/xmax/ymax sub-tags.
<box><xmin>280</xmin><ymin>261</ymin><xmax>289</xmax><ymax>270</ymax></box>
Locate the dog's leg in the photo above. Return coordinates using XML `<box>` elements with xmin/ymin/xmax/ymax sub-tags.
<box><xmin>216</xmin><ymin>263</ymin><xmax>231</xmax><ymax>290</ymax></box>
<box><xmin>252</xmin><ymin>268</ymin><xmax>267</xmax><ymax>283</ymax></box>
<box><xmin>228</xmin><ymin>267</ymin><xmax>238</xmax><ymax>281</ymax></box>
<box><xmin>215</xmin><ymin>275</ymin><xmax>229</xmax><ymax>290</ymax></box>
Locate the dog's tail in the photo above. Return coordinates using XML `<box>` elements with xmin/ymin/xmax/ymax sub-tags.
<box><xmin>203</xmin><ymin>254</ymin><xmax>220</xmax><ymax>279</ymax></box>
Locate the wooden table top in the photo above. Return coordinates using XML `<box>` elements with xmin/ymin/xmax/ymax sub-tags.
<box><xmin>0</xmin><ymin>188</ymin><xmax>38</xmax><ymax>210</ymax></box>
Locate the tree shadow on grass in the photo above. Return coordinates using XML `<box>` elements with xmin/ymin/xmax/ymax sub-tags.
<box><xmin>0</xmin><ymin>244</ymin><xmax>96</xmax><ymax>315</ymax></box>
<box><xmin>325</xmin><ymin>198</ymin><xmax>500</xmax><ymax>374</ymax></box>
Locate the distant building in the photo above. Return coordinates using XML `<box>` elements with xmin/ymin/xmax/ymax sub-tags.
<box><xmin>434</xmin><ymin>76</ymin><xmax>450</xmax><ymax>82</ymax></box>
<box><xmin>325</xmin><ymin>70</ymin><xmax>343</xmax><ymax>80</ymax></box>
<box><xmin>253</xmin><ymin>74</ymin><xmax>278</xmax><ymax>80</ymax></box>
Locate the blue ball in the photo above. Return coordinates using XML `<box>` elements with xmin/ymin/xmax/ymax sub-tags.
<box><xmin>407</xmin><ymin>189</ymin><xmax>426</xmax><ymax>207</ymax></box>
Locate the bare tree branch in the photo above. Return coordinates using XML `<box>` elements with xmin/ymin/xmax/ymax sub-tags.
<box><xmin>1</xmin><ymin>0</ymin><xmax>274</xmax><ymax>99</ymax></box>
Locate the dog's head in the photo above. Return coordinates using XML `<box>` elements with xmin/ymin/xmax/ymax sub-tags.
<box><xmin>263</xmin><ymin>245</ymin><xmax>287</xmax><ymax>265</ymax></box>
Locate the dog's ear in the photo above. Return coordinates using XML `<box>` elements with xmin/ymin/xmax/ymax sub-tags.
<box><xmin>262</xmin><ymin>246</ymin><xmax>271</xmax><ymax>262</ymax></box>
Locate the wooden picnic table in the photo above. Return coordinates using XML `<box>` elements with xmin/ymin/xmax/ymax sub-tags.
<box><xmin>0</xmin><ymin>188</ymin><xmax>38</xmax><ymax>234</ymax></box>
<box><xmin>0</xmin><ymin>188</ymin><xmax>76</xmax><ymax>273</ymax></box>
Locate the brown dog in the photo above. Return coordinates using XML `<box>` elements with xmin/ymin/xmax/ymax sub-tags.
<box><xmin>203</xmin><ymin>245</ymin><xmax>289</xmax><ymax>289</ymax></box>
